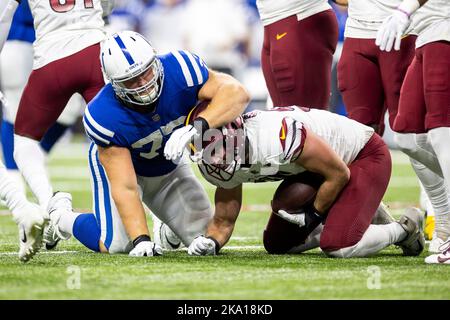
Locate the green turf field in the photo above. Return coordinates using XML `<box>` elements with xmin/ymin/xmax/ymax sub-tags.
<box><xmin>0</xmin><ymin>140</ymin><xmax>449</xmax><ymax>299</ymax></box>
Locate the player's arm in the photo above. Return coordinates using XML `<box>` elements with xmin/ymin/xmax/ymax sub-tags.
<box><xmin>98</xmin><ymin>145</ymin><xmax>162</xmax><ymax>256</ymax></box>
<box><xmin>294</xmin><ymin>128</ymin><xmax>350</xmax><ymax>215</ymax></box>
<box><xmin>188</xmin><ymin>184</ymin><xmax>242</xmax><ymax>256</ymax></box>
<box><xmin>196</xmin><ymin>70</ymin><xmax>250</xmax><ymax>129</ymax></box>
<box><xmin>0</xmin><ymin>0</ymin><xmax>19</xmax><ymax>52</ymax></box>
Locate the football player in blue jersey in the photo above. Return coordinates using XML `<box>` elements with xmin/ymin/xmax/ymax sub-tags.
<box><xmin>45</xmin><ymin>30</ymin><xmax>250</xmax><ymax>256</ymax></box>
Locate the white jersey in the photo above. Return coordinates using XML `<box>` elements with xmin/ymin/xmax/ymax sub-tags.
<box><xmin>345</xmin><ymin>0</ymin><xmax>403</xmax><ymax>39</ymax></box>
<box><xmin>256</xmin><ymin>0</ymin><xmax>331</xmax><ymax>26</ymax></box>
<box><xmin>29</xmin><ymin>0</ymin><xmax>106</xmax><ymax>69</ymax></box>
<box><xmin>409</xmin><ymin>0</ymin><xmax>450</xmax><ymax>48</ymax></box>
<box><xmin>200</xmin><ymin>107</ymin><xmax>374</xmax><ymax>189</ymax></box>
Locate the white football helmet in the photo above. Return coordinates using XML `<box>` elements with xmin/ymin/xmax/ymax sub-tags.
<box><xmin>100</xmin><ymin>31</ymin><xmax>164</xmax><ymax>107</ymax></box>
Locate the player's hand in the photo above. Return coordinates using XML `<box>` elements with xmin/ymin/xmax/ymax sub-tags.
<box><xmin>188</xmin><ymin>235</ymin><xmax>217</xmax><ymax>256</ymax></box>
<box><xmin>274</xmin><ymin>209</ymin><xmax>306</xmax><ymax>226</ymax></box>
<box><xmin>376</xmin><ymin>9</ymin><xmax>410</xmax><ymax>52</ymax></box>
<box><xmin>164</xmin><ymin>125</ymin><xmax>198</xmax><ymax>161</ymax></box>
<box><xmin>129</xmin><ymin>240</ymin><xmax>163</xmax><ymax>257</ymax></box>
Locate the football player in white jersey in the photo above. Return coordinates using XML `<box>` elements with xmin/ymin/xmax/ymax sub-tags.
<box><xmin>376</xmin><ymin>0</ymin><xmax>450</xmax><ymax>264</ymax></box>
<box><xmin>186</xmin><ymin>104</ymin><xmax>425</xmax><ymax>258</ymax></box>
<box><xmin>0</xmin><ymin>0</ymin><xmax>113</xmax><ymax>261</ymax></box>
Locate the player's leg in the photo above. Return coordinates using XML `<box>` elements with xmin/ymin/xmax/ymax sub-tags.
<box><xmin>14</xmin><ymin>44</ymin><xmax>103</xmax><ymax>211</ymax></box>
<box><xmin>0</xmin><ymin>40</ymin><xmax>33</xmax><ymax>191</ymax></box>
<box><xmin>320</xmin><ymin>134</ymin><xmax>423</xmax><ymax>258</ymax></box>
<box><xmin>261</xmin><ymin>29</ymin><xmax>282</xmax><ymax>107</ymax></box>
<box><xmin>379</xmin><ymin>35</ymin><xmax>416</xmax><ymax>130</ymax></box>
<box><xmin>47</xmin><ymin>143</ymin><xmax>132</xmax><ymax>253</ymax></box>
<box><xmin>423</xmin><ymin>41</ymin><xmax>450</xmax><ymax>247</ymax></box>
<box><xmin>142</xmin><ymin>161</ymin><xmax>213</xmax><ymax>247</ymax></box>
<box><xmin>337</xmin><ymin>38</ymin><xmax>384</xmax><ymax>133</ymax></box>
<box><xmin>262</xmin><ymin>10</ymin><xmax>338</xmax><ymax>108</ymax></box>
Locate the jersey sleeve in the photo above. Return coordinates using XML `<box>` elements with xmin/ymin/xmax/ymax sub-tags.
<box><xmin>279</xmin><ymin>116</ymin><xmax>307</xmax><ymax>163</ymax></box>
<box><xmin>170</xmin><ymin>50</ymin><xmax>209</xmax><ymax>93</ymax></box>
<box><xmin>83</xmin><ymin>105</ymin><xmax>119</xmax><ymax>148</ymax></box>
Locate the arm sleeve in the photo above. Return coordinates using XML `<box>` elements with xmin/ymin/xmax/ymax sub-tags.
<box><xmin>0</xmin><ymin>0</ymin><xmax>18</xmax><ymax>52</ymax></box>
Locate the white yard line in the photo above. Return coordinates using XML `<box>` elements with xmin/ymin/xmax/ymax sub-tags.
<box><xmin>0</xmin><ymin>250</ymin><xmax>78</xmax><ymax>256</ymax></box>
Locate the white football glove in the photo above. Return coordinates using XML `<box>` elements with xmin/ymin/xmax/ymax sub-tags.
<box><xmin>274</xmin><ymin>209</ymin><xmax>306</xmax><ymax>227</ymax></box>
<box><xmin>188</xmin><ymin>235</ymin><xmax>217</xmax><ymax>256</ymax></box>
<box><xmin>129</xmin><ymin>241</ymin><xmax>163</xmax><ymax>257</ymax></box>
<box><xmin>375</xmin><ymin>9</ymin><xmax>410</xmax><ymax>52</ymax></box>
<box><xmin>164</xmin><ymin>125</ymin><xmax>199</xmax><ymax>161</ymax></box>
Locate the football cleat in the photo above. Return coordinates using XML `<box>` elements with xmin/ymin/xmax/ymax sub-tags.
<box><xmin>13</xmin><ymin>203</ymin><xmax>45</xmax><ymax>262</ymax></box>
<box><xmin>152</xmin><ymin>214</ymin><xmax>181</xmax><ymax>250</ymax></box>
<box><xmin>425</xmin><ymin>239</ymin><xmax>450</xmax><ymax>264</ymax></box>
<box><xmin>372</xmin><ymin>202</ymin><xmax>395</xmax><ymax>225</ymax></box>
<box><xmin>395</xmin><ymin>207</ymin><xmax>425</xmax><ymax>256</ymax></box>
<box><xmin>44</xmin><ymin>192</ymin><xmax>73</xmax><ymax>249</ymax></box>
<box><xmin>428</xmin><ymin>236</ymin><xmax>446</xmax><ymax>254</ymax></box>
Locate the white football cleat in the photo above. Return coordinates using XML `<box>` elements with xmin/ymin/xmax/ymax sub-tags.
<box><xmin>13</xmin><ymin>203</ymin><xmax>45</xmax><ymax>262</ymax></box>
<box><xmin>44</xmin><ymin>192</ymin><xmax>73</xmax><ymax>249</ymax></box>
<box><xmin>152</xmin><ymin>214</ymin><xmax>181</xmax><ymax>250</ymax></box>
<box><xmin>425</xmin><ymin>239</ymin><xmax>450</xmax><ymax>264</ymax></box>
<box><xmin>428</xmin><ymin>236</ymin><xmax>446</xmax><ymax>254</ymax></box>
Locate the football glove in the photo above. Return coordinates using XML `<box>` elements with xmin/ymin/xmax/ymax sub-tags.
<box><xmin>275</xmin><ymin>205</ymin><xmax>326</xmax><ymax>235</ymax></box>
<box><xmin>164</xmin><ymin>125</ymin><xmax>199</xmax><ymax>161</ymax></box>
<box><xmin>188</xmin><ymin>235</ymin><xmax>219</xmax><ymax>256</ymax></box>
<box><xmin>129</xmin><ymin>235</ymin><xmax>163</xmax><ymax>257</ymax></box>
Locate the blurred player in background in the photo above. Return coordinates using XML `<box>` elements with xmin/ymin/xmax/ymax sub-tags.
<box><xmin>0</xmin><ymin>0</ymin><xmax>113</xmax><ymax>261</ymax></box>
<box><xmin>186</xmin><ymin>105</ymin><xmax>424</xmax><ymax>258</ymax></box>
<box><xmin>46</xmin><ymin>31</ymin><xmax>249</xmax><ymax>256</ymax></box>
<box><xmin>376</xmin><ymin>0</ymin><xmax>450</xmax><ymax>264</ymax></box>
<box><xmin>0</xmin><ymin>0</ymin><xmax>86</xmax><ymax>197</ymax></box>
<box><xmin>336</xmin><ymin>0</ymin><xmax>416</xmax><ymax>136</ymax></box>
<box><xmin>256</xmin><ymin>0</ymin><xmax>338</xmax><ymax>109</ymax></box>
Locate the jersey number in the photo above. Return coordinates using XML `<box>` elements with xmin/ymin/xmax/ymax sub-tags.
<box><xmin>131</xmin><ymin>116</ymin><xmax>186</xmax><ymax>160</ymax></box>
<box><xmin>49</xmin><ymin>0</ymin><xmax>94</xmax><ymax>13</ymax></box>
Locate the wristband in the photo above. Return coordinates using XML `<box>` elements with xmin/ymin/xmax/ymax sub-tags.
<box><xmin>193</xmin><ymin>117</ymin><xmax>210</xmax><ymax>134</ymax></box>
<box><xmin>206</xmin><ymin>236</ymin><xmax>221</xmax><ymax>255</ymax></box>
<box><xmin>132</xmin><ymin>234</ymin><xmax>151</xmax><ymax>248</ymax></box>
<box><xmin>397</xmin><ymin>0</ymin><xmax>420</xmax><ymax>17</ymax></box>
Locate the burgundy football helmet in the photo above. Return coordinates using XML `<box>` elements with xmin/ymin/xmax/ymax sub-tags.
<box><xmin>186</xmin><ymin>100</ymin><xmax>246</xmax><ymax>181</ymax></box>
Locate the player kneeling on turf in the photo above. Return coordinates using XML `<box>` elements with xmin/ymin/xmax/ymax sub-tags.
<box><xmin>186</xmin><ymin>104</ymin><xmax>425</xmax><ymax>258</ymax></box>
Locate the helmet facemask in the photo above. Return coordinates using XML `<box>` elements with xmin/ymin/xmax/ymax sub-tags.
<box><xmin>111</xmin><ymin>56</ymin><xmax>164</xmax><ymax>107</ymax></box>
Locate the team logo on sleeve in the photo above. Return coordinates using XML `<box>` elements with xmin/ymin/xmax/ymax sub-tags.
<box><xmin>279</xmin><ymin>117</ymin><xmax>306</xmax><ymax>162</ymax></box>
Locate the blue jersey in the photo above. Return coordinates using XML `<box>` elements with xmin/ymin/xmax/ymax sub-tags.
<box><xmin>7</xmin><ymin>0</ymin><xmax>35</xmax><ymax>43</ymax></box>
<box><xmin>84</xmin><ymin>50</ymin><xmax>209</xmax><ymax>177</ymax></box>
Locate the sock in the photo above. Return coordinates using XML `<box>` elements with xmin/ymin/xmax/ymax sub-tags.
<box><xmin>410</xmin><ymin>159</ymin><xmax>450</xmax><ymax>240</ymax></box>
<box><xmin>1</xmin><ymin>119</ymin><xmax>18</xmax><ymax>169</ymax></box>
<box><xmin>324</xmin><ymin>223</ymin><xmax>406</xmax><ymax>258</ymax></box>
<box><xmin>13</xmin><ymin>134</ymin><xmax>53</xmax><ymax>210</ymax></box>
<box><xmin>394</xmin><ymin>132</ymin><xmax>443</xmax><ymax>177</ymax></box>
<box><xmin>419</xmin><ymin>180</ymin><xmax>434</xmax><ymax>215</ymax></box>
<box><xmin>0</xmin><ymin>162</ymin><xmax>30</xmax><ymax>220</ymax></box>
<box><xmin>72</xmin><ymin>213</ymin><xmax>101</xmax><ymax>252</ymax></box>
<box><xmin>39</xmin><ymin>122</ymin><xmax>70</xmax><ymax>153</ymax></box>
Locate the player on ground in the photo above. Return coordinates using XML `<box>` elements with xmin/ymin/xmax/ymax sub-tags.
<box><xmin>376</xmin><ymin>0</ymin><xmax>450</xmax><ymax>264</ymax></box>
<box><xmin>256</xmin><ymin>0</ymin><xmax>338</xmax><ymax>109</ymax></box>
<box><xmin>186</xmin><ymin>106</ymin><xmax>424</xmax><ymax>258</ymax></box>
<box><xmin>0</xmin><ymin>0</ymin><xmax>112</xmax><ymax>261</ymax></box>
<box><xmin>46</xmin><ymin>31</ymin><xmax>250</xmax><ymax>256</ymax></box>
